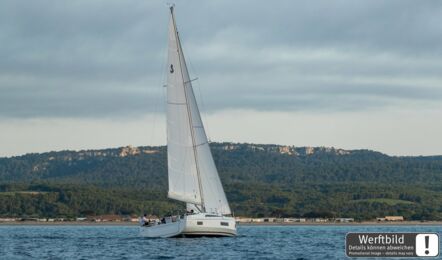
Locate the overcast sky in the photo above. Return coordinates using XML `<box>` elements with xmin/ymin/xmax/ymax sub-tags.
<box><xmin>1</xmin><ymin>0</ymin><xmax>442</xmax><ymax>157</ymax></box>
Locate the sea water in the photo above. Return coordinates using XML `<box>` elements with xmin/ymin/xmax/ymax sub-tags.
<box><xmin>0</xmin><ymin>225</ymin><xmax>440</xmax><ymax>259</ymax></box>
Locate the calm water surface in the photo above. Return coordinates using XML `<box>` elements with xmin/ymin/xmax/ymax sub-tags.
<box><xmin>0</xmin><ymin>225</ymin><xmax>440</xmax><ymax>259</ymax></box>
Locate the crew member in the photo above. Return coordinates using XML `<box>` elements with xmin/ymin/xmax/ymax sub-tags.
<box><xmin>140</xmin><ymin>214</ymin><xmax>149</xmax><ymax>226</ymax></box>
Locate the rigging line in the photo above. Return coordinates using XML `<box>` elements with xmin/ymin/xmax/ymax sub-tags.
<box><xmin>187</xmin><ymin>52</ymin><xmax>213</xmax><ymax>143</ymax></box>
<box><xmin>148</xmin><ymin>71</ymin><xmax>161</xmax><ymax>148</ymax></box>
<box><xmin>193</xmin><ymin>141</ymin><xmax>208</xmax><ymax>147</ymax></box>
<box><xmin>184</xmin><ymin>77</ymin><xmax>198</xmax><ymax>84</ymax></box>
<box><xmin>171</xmin><ymin>7</ymin><xmax>206</xmax><ymax>212</ymax></box>
<box><xmin>150</xmin><ymin>16</ymin><xmax>169</xmax><ymax>148</ymax></box>
<box><xmin>152</xmin><ymin>56</ymin><xmax>168</xmax><ymax>146</ymax></box>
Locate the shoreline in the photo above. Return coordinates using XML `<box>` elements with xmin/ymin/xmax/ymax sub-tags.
<box><xmin>238</xmin><ymin>221</ymin><xmax>442</xmax><ymax>226</ymax></box>
<box><xmin>1</xmin><ymin>221</ymin><xmax>441</xmax><ymax>226</ymax></box>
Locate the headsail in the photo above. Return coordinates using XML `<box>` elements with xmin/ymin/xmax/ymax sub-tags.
<box><xmin>166</xmin><ymin>7</ymin><xmax>231</xmax><ymax>215</ymax></box>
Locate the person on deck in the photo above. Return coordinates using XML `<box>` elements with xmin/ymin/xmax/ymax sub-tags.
<box><xmin>140</xmin><ymin>214</ymin><xmax>149</xmax><ymax>226</ymax></box>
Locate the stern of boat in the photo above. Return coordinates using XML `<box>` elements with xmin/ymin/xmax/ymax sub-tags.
<box><xmin>181</xmin><ymin>213</ymin><xmax>237</xmax><ymax>237</ymax></box>
<box><xmin>139</xmin><ymin>216</ymin><xmax>185</xmax><ymax>238</ymax></box>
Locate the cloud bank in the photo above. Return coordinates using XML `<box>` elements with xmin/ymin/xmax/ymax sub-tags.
<box><xmin>1</xmin><ymin>0</ymin><xmax>441</xmax><ymax>118</ymax></box>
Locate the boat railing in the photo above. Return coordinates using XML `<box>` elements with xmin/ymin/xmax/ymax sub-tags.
<box><xmin>143</xmin><ymin>215</ymin><xmax>182</xmax><ymax>227</ymax></box>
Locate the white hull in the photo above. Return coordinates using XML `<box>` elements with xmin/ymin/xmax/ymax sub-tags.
<box><xmin>139</xmin><ymin>213</ymin><xmax>236</xmax><ymax>238</ymax></box>
<box><xmin>182</xmin><ymin>213</ymin><xmax>236</xmax><ymax>237</ymax></box>
<box><xmin>139</xmin><ymin>218</ymin><xmax>185</xmax><ymax>238</ymax></box>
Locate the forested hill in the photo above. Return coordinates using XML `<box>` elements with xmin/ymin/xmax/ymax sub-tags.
<box><xmin>1</xmin><ymin>143</ymin><xmax>442</xmax><ymax>220</ymax></box>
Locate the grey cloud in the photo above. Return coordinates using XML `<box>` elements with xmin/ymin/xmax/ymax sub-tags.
<box><xmin>1</xmin><ymin>0</ymin><xmax>441</xmax><ymax>118</ymax></box>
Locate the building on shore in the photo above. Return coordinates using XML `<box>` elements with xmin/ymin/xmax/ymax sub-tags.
<box><xmin>377</xmin><ymin>216</ymin><xmax>404</xmax><ymax>221</ymax></box>
<box><xmin>283</xmin><ymin>218</ymin><xmax>306</xmax><ymax>223</ymax></box>
<box><xmin>335</xmin><ymin>218</ymin><xmax>354</xmax><ymax>223</ymax></box>
<box><xmin>235</xmin><ymin>217</ymin><xmax>253</xmax><ymax>223</ymax></box>
<box><xmin>0</xmin><ymin>218</ymin><xmax>18</xmax><ymax>222</ymax></box>
<box><xmin>88</xmin><ymin>215</ymin><xmax>124</xmax><ymax>222</ymax></box>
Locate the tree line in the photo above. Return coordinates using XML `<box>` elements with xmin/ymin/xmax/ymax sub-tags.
<box><xmin>0</xmin><ymin>143</ymin><xmax>441</xmax><ymax>220</ymax></box>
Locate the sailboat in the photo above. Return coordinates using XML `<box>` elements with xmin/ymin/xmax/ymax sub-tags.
<box><xmin>139</xmin><ymin>6</ymin><xmax>237</xmax><ymax>238</ymax></box>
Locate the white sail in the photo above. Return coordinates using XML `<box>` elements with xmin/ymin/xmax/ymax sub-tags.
<box><xmin>166</xmin><ymin>7</ymin><xmax>231</xmax><ymax>215</ymax></box>
<box><xmin>166</xmin><ymin>10</ymin><xmax>201</xmax><ymax>206</ymax></box>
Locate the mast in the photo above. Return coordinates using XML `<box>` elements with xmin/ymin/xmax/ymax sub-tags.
<box><xmin>169</xmin><ymin>6</ymin><xmax>206</xmax><ymax>212</ymax></box>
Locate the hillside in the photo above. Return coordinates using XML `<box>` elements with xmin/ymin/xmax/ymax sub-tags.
<box><xmin>1</xmin><ymin>143</ymin><xmax>442</xmax><ymax>220</ymax></box>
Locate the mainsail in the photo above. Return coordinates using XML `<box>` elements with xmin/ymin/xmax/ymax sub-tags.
<box><xmin>166</xmin><ymin>7</ymin><xmax>231</xmax><ymax>215</ymax></box>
